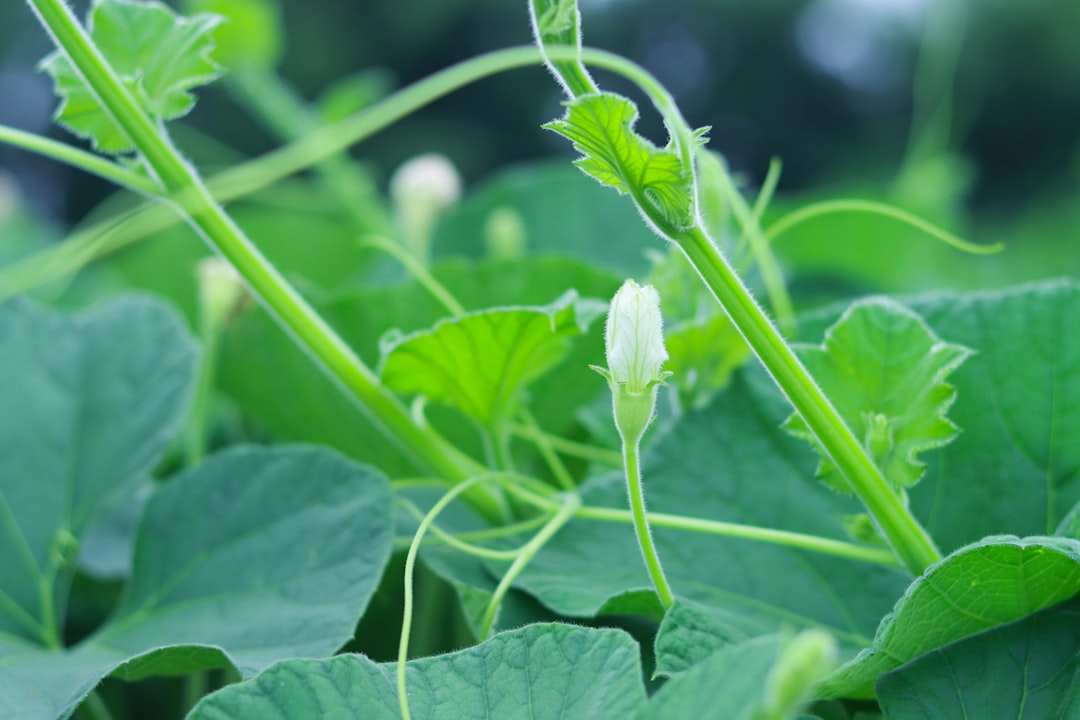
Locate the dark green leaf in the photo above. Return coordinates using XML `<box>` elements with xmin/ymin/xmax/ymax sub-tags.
<box><xmin>818</xmin><ymin>536</ymin><xmax>1080</xmax><ymax>699</ymax></box>
<box><xmin>188</xmin><ymin>624</ymin><xmax>647</xmax><ymax>719</ymax></box>
<box><xmin>0</xmin><ymin>297</ymin><xmax>195</xmax><ymax>648</ymax></box>
<box><xmin>877</xmin><ymin>594</ymin><xmax>1080</xmax><ymax>719</ymax></box>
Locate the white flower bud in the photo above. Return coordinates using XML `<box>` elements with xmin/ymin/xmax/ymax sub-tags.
<box><xmin>605</xmin><ymin>280</ymin><xmax>668</xmax><ymax>395</ymax></box>
<box><xmin>595</xmin><ymin>279</ymin><xmax>670</xmax><ymax>444</ymax></box>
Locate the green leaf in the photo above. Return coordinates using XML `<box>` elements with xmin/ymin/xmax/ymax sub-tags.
<box><xmin>480</xmin><ymin>370</ymin><xmax>909</xmax><ymax>653</ymax></box>
<box><xmin>877</xmin><ymin>594</ymin><xmax>1080</xmax><ymax>719</ymax></box>
<box><xmin>379</xmin><ymin>290</ymin><xmax>603</xmax><ymax>429</ymax></box>
<box><xmin>784</xmin><ymin>297</ymin><xmax>972</xmax><ymax>494</ymax></box>
<box><xmin>817</xmin><ymin>535</ymin><xmax>1080</xmax><ymax>699</ymax></box>
<box><xmin>638</xmin><ymin>636</ymin><xmax>781</xmax><ymax>720</ymax></box>
<box><xmin>40</xmin><ymin>0</ymin><xmax>222</xmax><ymax>153</ymax></box>
<box><xmin>1</xmin><ymin>445</ymin><xmax>394</xmax><ymax>719</ymax></box>
<box><xmin>0</xmin><ymin>297</ymin><xmax>195</xmax><ymax>648</ymax></box>
<box><xmin>188</xmin><ymin>624</ymin><xmax>648</xmax><ymax>719</ymax></box>
<box><xmin>544</xmin><ymin>93</ymin><xmax>701</xmax><ymax>232</ymax></box>
<box><xmin>653</xmin><ymin>599</ymin><xmax>757</xmax><ymax>676</ymax></box>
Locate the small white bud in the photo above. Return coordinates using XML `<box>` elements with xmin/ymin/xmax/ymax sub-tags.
<box><xmin>605</xmin><ymin>280</ymin><xmax>668</xmax><ymax>395</ymax></box>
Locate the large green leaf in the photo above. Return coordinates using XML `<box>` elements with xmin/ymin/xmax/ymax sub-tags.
<box><xmin>0</xmin><ymin>297</ymin><xmax>195</xmax><ymax>648</ymax></box>
<box><xmin>40</xmin><ymin>0</ymin><xmax>222</xmax><ymax>153</ymax></box>
<box><xmin>785</xmin><ymin>297</ymin><xmax>972</xmax><ymax>494</ymax></box>
<box><xmin>187</xmin><ymin>624</ymin><xmax>647</xmax><ymax>719</ymax></box>
<box><xmin>877</xmin><ymin>594</ymin><xmax>1080</xmax><ymax>719</ymax></box>
<box><xmin>379</xmin><ymin>291</ymin><xmax>602</xmax><ymax>429</ymax></box>
<box><xmin>817</xmin><ymin>535</ymin><xmax>1080</xmax><ymax>699</ymax></box>
<box><xmin>483</xmin><ymin>369</ymin><xmax>909</xmax><ymax>652</ymax></box>
<box><xmin>1</xmin><ymin>446</ymin><xmax>394</xmax><ymax>720</ymax></box>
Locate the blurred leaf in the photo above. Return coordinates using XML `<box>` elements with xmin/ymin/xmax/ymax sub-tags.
<box><xmin>432</xmin><ymin>162</ymin><xmax>659</xmax><ymax>276</ymax></box>
<box><xmin>784</xmin><ymin>298</ymin><xmax>972</xmax><ymax>494</ymax></box>
<box><xmin>665</xmin><ymin>314</ymin><xmax>750</xmax><ymax>410</ymax></box>
<box><xmin>186</xmin><ymin>0</ymin><xmax>283</xmax><ymax>70</ymax></box>
<box><xmin>40</xmin><ymin>0</ymin><xmax>222</xmax><ymax>153</ymax></box>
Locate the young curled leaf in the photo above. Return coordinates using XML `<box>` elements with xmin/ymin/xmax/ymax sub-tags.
<box><xmin>40</xmin><ymin>0</ymin><xmax>223</xmax><ymax>153</ymax></box>
<box><xmin>544</xmin><ymin>92</ymin><xmax>707</xmax><ymax>235</ymax></box>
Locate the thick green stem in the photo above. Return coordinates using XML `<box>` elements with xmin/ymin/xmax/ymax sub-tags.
<box><xmin>622</xmin><ymin>441</ymin><xmax>674</xmax><ymax>610</ymax></box>
<box><xmin>674</xmin><ymin>224</ymin><xmax>940</xmax><ymax>574</ymax></box>
<box><xmin>25</xmin><ymin>0</ymin><xmax>505</xmax><ymax>520</ymax></box>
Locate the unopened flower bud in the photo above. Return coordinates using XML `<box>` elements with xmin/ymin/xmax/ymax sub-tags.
<box><xmin>763</xmin><ymin>629</ymin><xmax>838</xmax><ymax>718</ymax></box>
<box><xmin>594</xmin><ymin>279</ymin><xmax>670</xmax><ymax>444</ymax></box>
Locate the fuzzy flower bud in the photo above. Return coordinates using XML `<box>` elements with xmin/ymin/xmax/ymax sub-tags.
<box><xmin>595</xmin><ymin>279</ymin><xmax>670</xmax><ymax>444</ymax></box>
<box><xmin>197</xmin><ymin>256</ymin><xmax>245</xmax><ymax>327</ymax></box>
<box><xmin>606</xmin><ymin>280</ymin><xmax>668</xmax><ymax>394</ymax></box>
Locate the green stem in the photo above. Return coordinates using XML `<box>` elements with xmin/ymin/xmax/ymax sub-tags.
<box><xmin>183</xmin><ymin>291</ymin><xmax>220</xmax><ymax>467</ymax></box>
<box><xmin>674</xmin><ymin>224</ymin><xmax>940</xmax><ymax>574</ymax></box>
<box><xmin>25</xmin><ymin>0</ymin><xmax>505</xmax><ymax>521</ymax></box>
<box><xmin>398</xmin><ymin>474</ymin><xmax>505</xmax><ymax>720</ymax></box>
<box><xmin>515</xmin><ymin>407</ymin><xmax>576</xmax><ymax>491</ymax></box>
<box><xmin>621</xmin><ymin>441</ymin><xmax>674</xmax><ymax>610</ymax></box>
<box><xmin>713</xmin><ymin>162</ymin><xmax>796</xmax><ymax>336</ymax></box>
<box><xmin>479</xmin><ymin>493</ymin><xmax>580</xmax><ymax>639</ymax></box>
<box><xmin>578</xmin><ymin>507</ymin><xmax>897</xmax><ymax>567</ymax></box>
<box><xmin>395</xmin><ymin>497</ymin><xmax>527</xmax><ymax>560</ymax></box>
<box><xmin>763</xmin><ymin>198</ymin><xmax>1001</xmax><ymax>255</ymax></box>
<box><xmin>361</xmin><ymin>235</ymin><xmax>466</xmax><ymax>317</ymax></box>
<box><xmin>226</xmin><ymin>65</ymin><xmax>389</xmax><ymax>233</ymax></box>
<box><xmin>0</xmin><ymin>124</ymin><xmax>159</xmax><ymax>195</ymax></box>
<box><xmin>507</xmin><ymin>423</ymin><xmax>622</xmax><ymax>466</ymax></box>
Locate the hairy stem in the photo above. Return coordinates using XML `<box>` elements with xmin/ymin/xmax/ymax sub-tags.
<box><xmin>674</xmin><ymin>224</ymin><xmax>940</xmax><ymax>574</ymax></box>
<box><xmin>622</xmin><ymin>440</ymin><xmax>674</xmax><ymax>610</ymax></box>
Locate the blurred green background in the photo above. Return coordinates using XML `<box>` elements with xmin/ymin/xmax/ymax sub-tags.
<box><xmin>0</xmin><ymin>0</ymin><xmax>1077</xmax><ymax>296</ymax></box>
